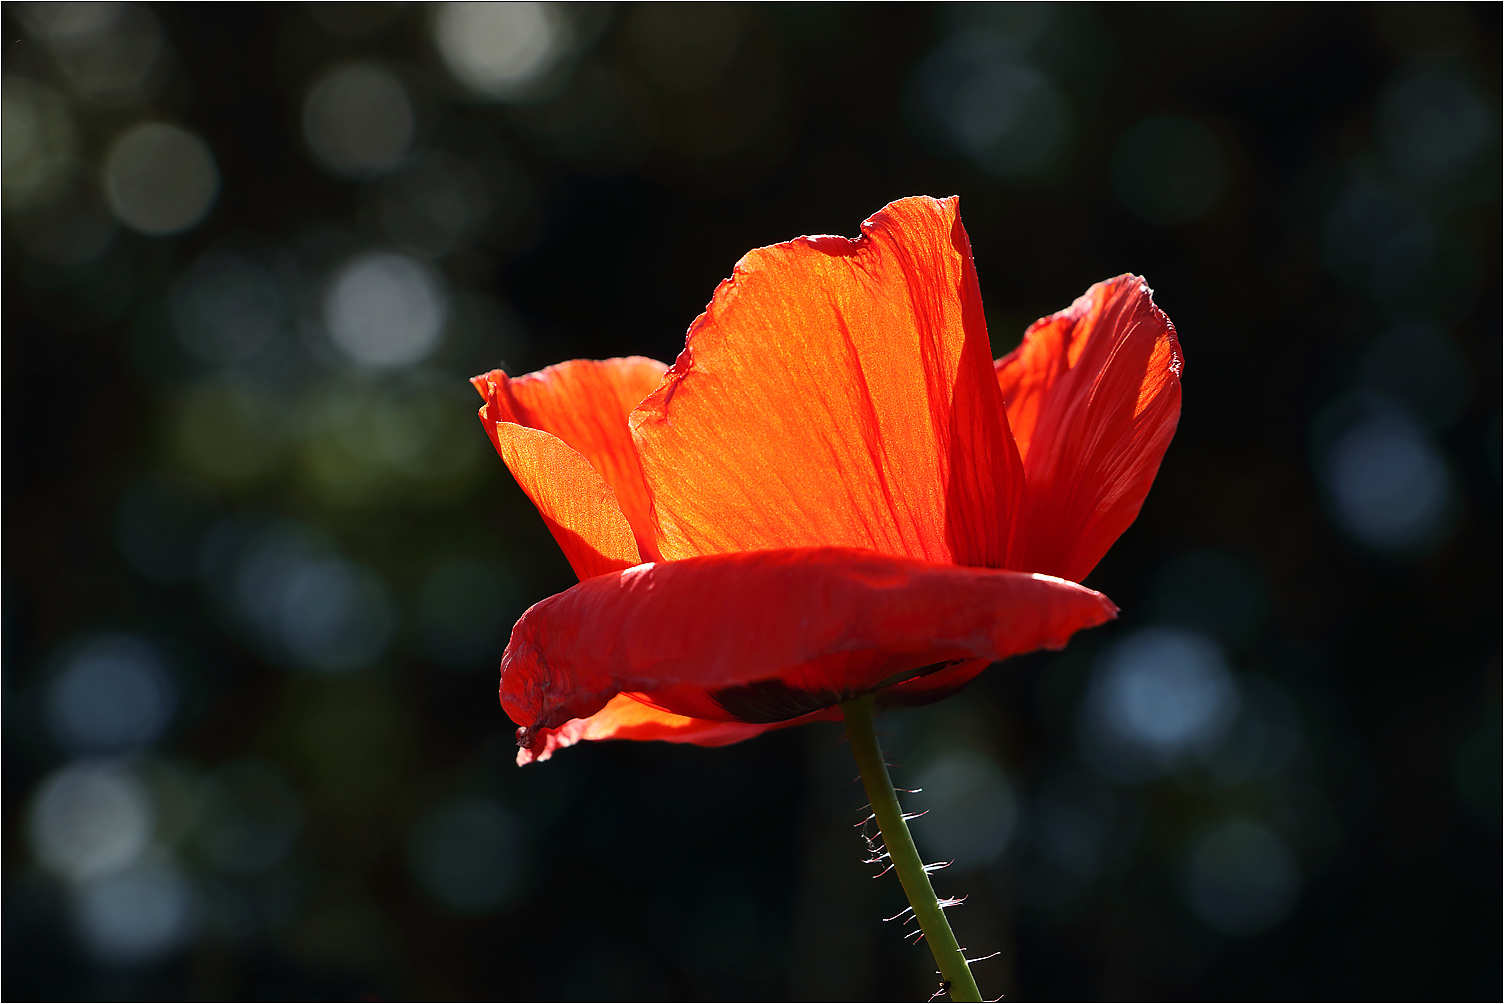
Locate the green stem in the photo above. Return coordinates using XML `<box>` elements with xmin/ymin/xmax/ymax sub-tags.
<box><xmin>841</xmin><ymin>694</ymin><xmax>983</xmax><ymax>1002</ymax></box>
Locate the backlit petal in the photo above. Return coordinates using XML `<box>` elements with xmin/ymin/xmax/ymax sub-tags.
<box><xmin>500</xmin><ymin>547</ymin><xmax>1116</xmax><ymax>756</ymax></box>
<box><xmin>997</xmin><ymin>275</ymin><xmax>1183</xmax><ymax>582</ymax></box>
<box><xmin>492</xmin><ymin>423</ymin><xmax>641</xmax><ymax>581</ymax></box>
<box><xmin>516</xmin><ymin>692</ymin><xmax>838</xmax><ymax>765</ymax></box>
<box><xmin>630</xmin><ymin>196</ymin><xmax>1023</xmax><ymax>568</ymax></box>
<box><xmin>473</xmin><ymin>358</ymin><xmax>667</xmax><ymax>559</ymax></box>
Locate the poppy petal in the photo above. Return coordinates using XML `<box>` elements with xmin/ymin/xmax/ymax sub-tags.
<box><xmin>491</xmin><ymin>422</ymin><xmax>642</xmax><ymax>581</ymax></box>
<box><xmin>630</xmin><ymin>195</ymin><xmax>1024</xmax><ymax>568</ymax></box>
<box><xmin>997</xmin><ymin>275</ymin><xmax>1183</xmax><ymax>583</ymax></box>
<box><xmin>516</xmin><ymin>692</ymin><xmax>839</xmax><ymax>765</ymax></box>
<box><xmin>500</xmin><ymin>546</ymin><xmax>1116</xmax><ymax>755</ymax></box>
<box><xmin>473</xmin><ymin>359</ymin><xmax>667</xmax><ymax>560</ymax></box>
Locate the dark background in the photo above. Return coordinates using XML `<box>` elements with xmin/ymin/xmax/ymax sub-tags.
<box><xmin>3</xmin><ymin>3</ymin><xmax>1499</xmax><ymax>1000</ymax></box>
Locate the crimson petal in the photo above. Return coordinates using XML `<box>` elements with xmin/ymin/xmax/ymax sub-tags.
<box><xmin>500</xmin><ymin>546</ymin><xmax>1117</xmax><ymax>757</ymax></box>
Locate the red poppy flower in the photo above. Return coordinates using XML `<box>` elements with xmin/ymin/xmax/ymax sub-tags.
<box><xmin>472</xmin><ymin>196</ymin><xmax>1182</xmax><ymax>764</ymax></box>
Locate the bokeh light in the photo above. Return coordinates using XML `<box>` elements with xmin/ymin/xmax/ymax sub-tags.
<box><xmin>14</xmin><ymin>2</ymin><xmax>125</xmax><ymax>41</ymax></box>
<box><xmin>46</xmin><ymin>635</ymin><xmax>176</xmax><ymax>755</ymax></box>
<box><xmin>324</xmin><ymin>251</ymin><xmax>447</xmax><ymax>369</ymax></box>
<box><xmin>911</xmin><ymin>751</ymin><xmax>1018</xmax><ymax>871</ymax></box>
<box><xmin>28</xmin><ymin>762</ymin><xmax>155</xmax><ymax>883</ymax></box>
<box><xmin>73</xmin><ymin>859</ymin><xmax>196</xmax><ymax>964</ymax></box>
<box><xmin>2</xmin><ymin>77</ymin><xmax>76</xmax><ymax>210</ymax></box>
<box><xmin>1182</xmin><ymin>820</ymin><xmax>1301</xmax><ymax>935</ymax></box>
<box><xmin>432</xmin><ymin>2</ymin><xmax>571</xmax><ymax>101</ymax></box>
<box><xmin>215</xmin><ymin>520</ymin><xmax>397</xmax><ymax>673</ymax></box>
<box><xmin>302</xmin><ymin>62</ymin><xmax>415</xmax><ymax>178</ymax></box>
<box><xmin>19</xmin><ymin>2</ymin><xmax>166</xmax><ymax>106</ymax></box>
<box><xmin>1320</xmin><ymin>405</ymin><xmax>1456</xmax><ymax>554</ymax></box>
<box><xmin>103</xmin><ymin>122</ymin><xmax>219</xmax><ymax>235</ymax></box>
<box><xmin>1081</xmin><ymin>628</ymin><xmax>1240</xmax><ymax>781</ymax></box>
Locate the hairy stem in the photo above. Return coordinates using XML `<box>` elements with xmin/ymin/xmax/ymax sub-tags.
<box><xmin>841</xmin><ymin>694</ymin><xmax>983</xmax><ymax>1002</ymax></box>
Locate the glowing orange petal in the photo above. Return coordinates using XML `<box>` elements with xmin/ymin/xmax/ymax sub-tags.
<box><xmin>516</xmin><ymin>693</ymin><xmax>839</xmax><ymax>765</ymax></box>
<box><xmin>473</xmin><ymin>358</ymin><xmax>666</xmax><ymax>560</ymax></box>
<box><xmin>631</xmin><ymin>196</ymin><xmax>1023</xmax><ymax>568</ymax></box>
<box><xmin>997</xmin><ymin>275</ymin><xmax>1183</xmax><ymax>583</ymax></box>
<box><xmin>470</xmin><ymin>370</ymin><xmax>508</xmax><ymax>457</ymax></box>
<box><xmin>500</xmin><ymin>546</ymin><xmax>1116</xmax><ymax>757</ymax></box>
<box><xmin>493</xmin><ymin>424</ymin><xmax>641</xmax><ymax>581</ymax></box>
<box><xmin>474</xmin><ymin>368</ymin><xmax>640</xmax><ymax>580</ymax></box>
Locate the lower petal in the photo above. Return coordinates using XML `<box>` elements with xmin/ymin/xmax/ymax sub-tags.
<box><xmin>500</xmin><ymin>547</ymin><xmax>1117</xmax><ymax>756</ymax></box>
<box><xmin>516</xmin><ymin>692</ymin><xmax>840</xmax><ymax>764</ymax></box>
